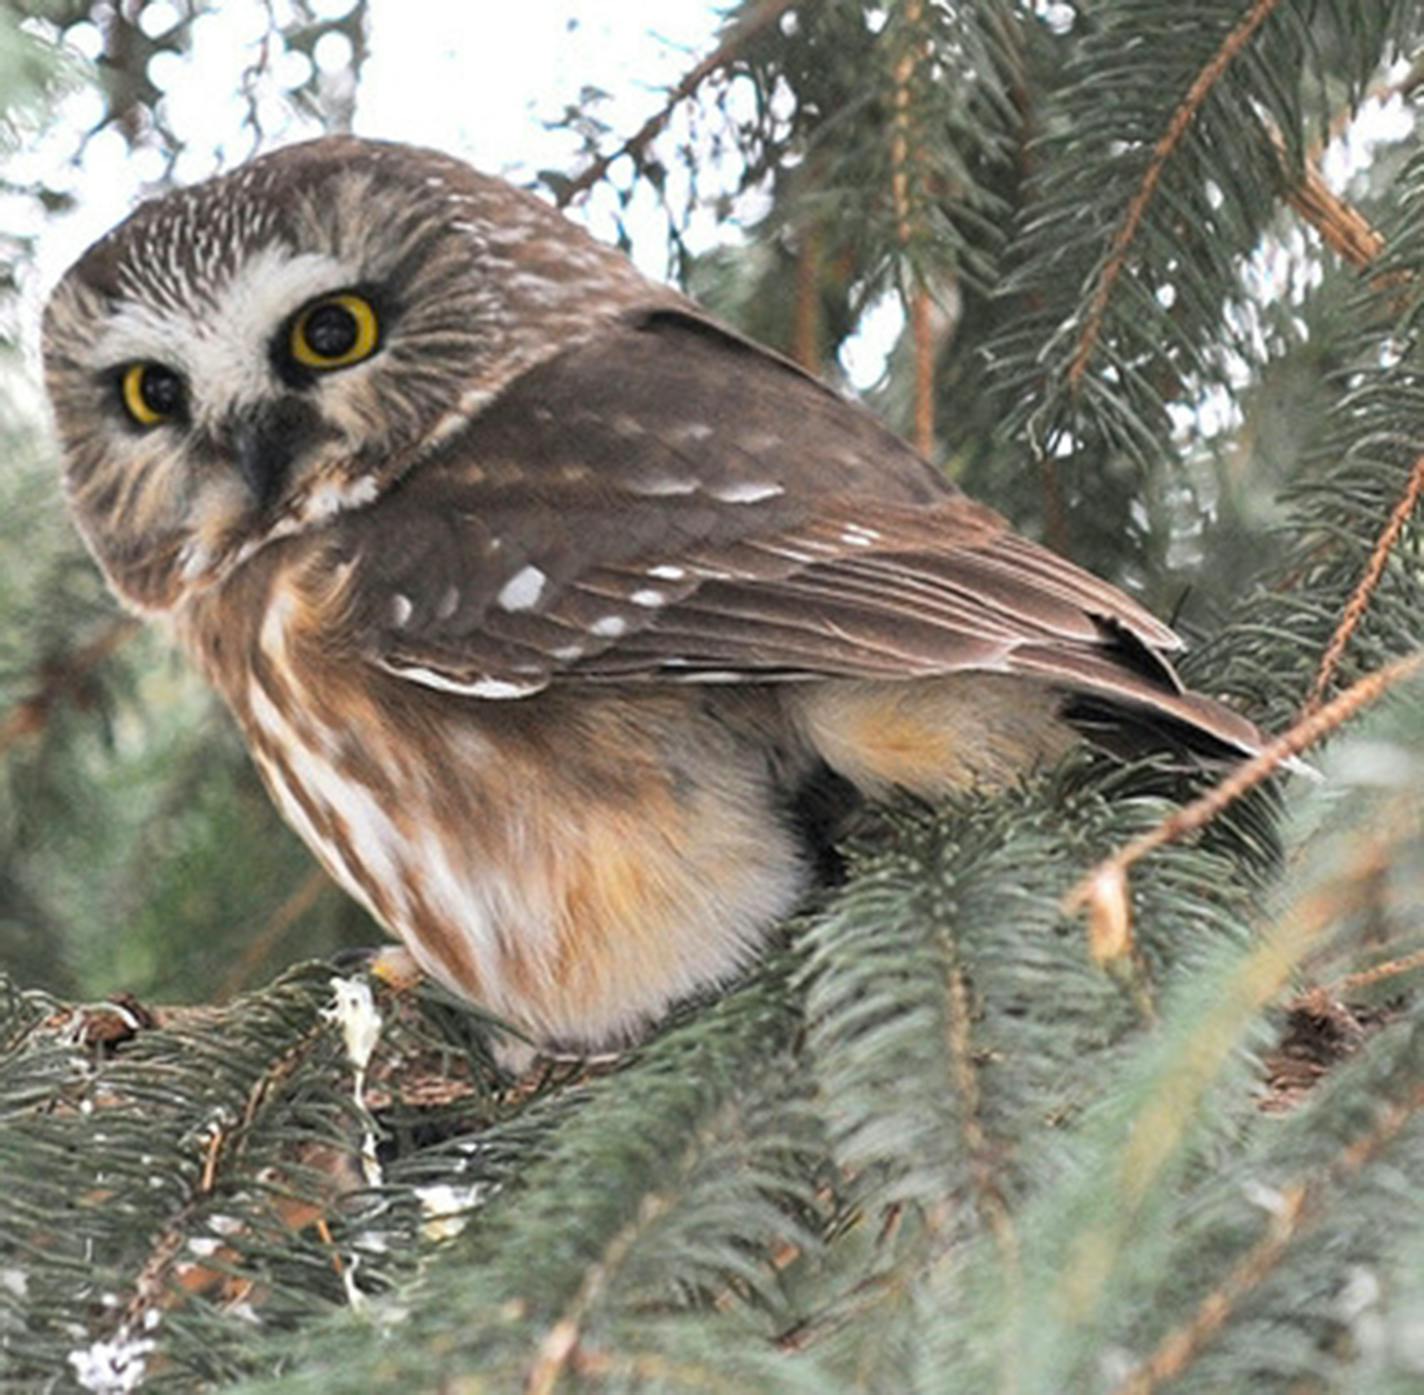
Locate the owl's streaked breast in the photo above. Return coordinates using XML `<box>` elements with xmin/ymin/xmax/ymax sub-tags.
<box><xmin>179</xmin><ymin>547</ymin><xmax>807</xmax><ymax>1046</ymax></box>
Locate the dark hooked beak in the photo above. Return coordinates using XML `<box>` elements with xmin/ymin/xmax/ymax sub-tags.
<box><xmin>230</xmin><ymin>397</ymin><xmax>319</xmax><ymax>513</ymax></box>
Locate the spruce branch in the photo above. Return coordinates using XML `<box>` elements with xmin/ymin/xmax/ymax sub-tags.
<box><xmin>1028</xmin><ymin>824</ymin><xmax>1387</xmax><ymax>1380</ymax></box>
<box><xmin>1106</xmin><ymin>1182</ymin><xmax>1308</xmax><ymax>1395</ymax></box>
<box><xmin>1065</xmin><ymin>651</ymin><xmax>1424</xmax><ymax>936</ymax></box>
<box><xmin>1301</xmin><ymin>449</ymin><xmax>1424</xmax><ymax>718</ymax></box>
<box><xmin>1065</xmin><ymin>0</ymin><xmax>1286</xmax><ymax>395</ymax></box>
<box><xmin>107</xmin><ymin>1009</ymin><xmax>340</xmax><ymax>1342</ymax></box>
<box><xmin>1335</xmin><ymin>945</ymin><xmax>1424</xmax><ymax>997</ymax></box>
<box><xmin>1110</xmin><ymin>1034</ymin><xmax>1424</xmax><ymax>1395</ymax></box>
<box><xmin>909</xmin><ymin>287</ymin><xmax>934</xmax><ymax>458</ymax></box>
<box><xmin>523</xmin><ymin>1192</ymin><xmax>671</xmax><ymax>1395</ymax></box>
<box><xmin>945</xmin><ymin>961</ymin><xmax>1018</xmax><ymax>1279</ymax></box>
<box><xmin>553</xmin><ymin>0</ymin><xmax>804</xmax><ymax>210</ymax></box>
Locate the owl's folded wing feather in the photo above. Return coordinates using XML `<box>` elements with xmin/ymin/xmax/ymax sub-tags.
<box><xmin>334</xmin><ymin>309</ymin><xmax>1263</xmax><ymax>757</ymax></box>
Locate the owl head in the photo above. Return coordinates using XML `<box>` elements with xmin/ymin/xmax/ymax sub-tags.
<box><xmin>42</xmin><ymin>136</ymin><xmax>662</xmax><ymax>613</ymax></box>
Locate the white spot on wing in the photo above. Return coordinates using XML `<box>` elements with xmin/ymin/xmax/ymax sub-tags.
<box><xmin>383</xmin><ymin>663</ymin><xmax>543</xmax><ymax>700</ymax></box>
<box><xmin>667</xmin><ymin>669</ymin><xmax>747</xmax><ymax>683</ymax></box>
<box><xmin>647</xmin><ymin>564</ymin><xmax>687</xmax><ymax>581</ymax></box>
<box><xmin>436</xmin><ymin>586</ymin><xmax>460</xmax><ymax>620</ymax></box>
<box><xmin>496</xmin><ymin>565</ymin><xmax>546</xmax><ymax>612</ymax></box>
<box><xmin>670</xmin><ymin>422</ymin><xmax>714</xmax><ymax>444</ymax></box>
<box><xmin>590</xmin><ymin>615</ymin><xmax>628</xmax><ymax>637</ymax></box>
<box><xmin>629</xmin><ymin>589</ymin><xmax>666</xmax><ymax>608</ymax></box>
<box><xmin>841</xmin><ymin>524</ymin><xmax>880</xmax><ymax>547</ymax></box>
<box><xmin>631</xmin><ymin>476</ymin><xmax>698</xmax><ymax>497</ymax></box>
<box><xmin>391</xmin><ymin>594</ymin><xmax>413</xmax><ymax>627</ymax></box>
<box><xmin>710</xmin><ymin>481</ymin><xmax>784</xmax><ymax>504</ymax></box>
<box><xmin>739</xmin><ymin>431</ymin><xmax>783</xmax><ymax>452</ymax></box>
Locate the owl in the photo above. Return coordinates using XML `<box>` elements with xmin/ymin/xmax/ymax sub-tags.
<box><xmin>43</xmin><ymin>136</ymin><xmax>1263</xmax><ymax>1056</ymax></box>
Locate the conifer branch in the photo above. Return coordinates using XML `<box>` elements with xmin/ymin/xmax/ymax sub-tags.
<box><xmin>1264</xmin><ymin>116</ymin><xmax>1386</xmax><ymax>273</ymax></box>
<box><xmin>554</xmin><ymin>0</ymin><xmax>803</xmax><ymax>209</ymax></box>
<box><xmin>1301</xmin><ymin>449</ymin><xmax>1424</xmax><ymax>718</ymax></box>
<box><xmin>1110</xmin><ymin>1073</ymin><xmax>1424</xmax><ymax>1395</ymax></box>
<box><xmin>524</xmin><ymin>1195</ymin><xmax>669</xmax><ymax>1395</ymax></box>
<box><xmin>1065</xmin><ymin>651</ymin><xmax>1424</xmax><ymax>929</ymax></box>
<box><xmin>1107</xmin><ymin>1184</ymin><xmax>1308</xmax><ymax>1395</ymax></box>
<box><xmin>109</xmin><ymin>1013</ymin><xmax>338</xmax><ymax>1341</ymax></box>
<box><xmin>1055</xmin><ymin>832</ymin><xmax>1382</xmax><ymax>1336</ymax></box>
<box><xmin>910</xmin><ymin>287</ymin><xmax>935</xmax><ymax>458</ymax></box>
<box><xmin>945</xmin><ymin>960</ymin><xmax>1021</xmax><ymax>1394</ymax></box>
<box><xmin>1066</xmin><ymin>0</ymin><xmax>1285</xmax><ymax>394</ymax></box>
<box><xmin>945</xmin><ymin>963</ymin><xmax>1018</xmax><ymax>1277</ymax></box>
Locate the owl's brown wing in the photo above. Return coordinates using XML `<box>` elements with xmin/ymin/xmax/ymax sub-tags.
<box><xmin>336</xmin><ymin>309</ymin><xmax>1262</xmax><ymax>756</ymax></box>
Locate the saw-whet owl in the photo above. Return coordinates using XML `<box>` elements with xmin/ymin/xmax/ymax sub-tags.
<box><xmin>42</xmin><ymin>136</ymin><xmax>1266</xmax><ymax>1055</ymax></box>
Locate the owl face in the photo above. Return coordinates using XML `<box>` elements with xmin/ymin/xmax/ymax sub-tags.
<box><xmin>42</xmin><ymin>136</ymin><xmax>658</xmax><ymax>613</ymax></box>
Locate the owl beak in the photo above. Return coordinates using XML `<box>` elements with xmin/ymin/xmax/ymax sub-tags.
<box><xmin>230</xmin><ymin>399</ymin><xmax>312</xmax><ymax>513</ymax></box>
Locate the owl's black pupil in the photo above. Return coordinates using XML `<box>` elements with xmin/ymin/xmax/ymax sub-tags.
<box><xmin>140</xmin><ymin>365</ymin><xmax>183</xmax><ymax>416</ymax></box>
<box><xmin>304</xmin><ymin>304</ymin><xmax>358</xmax><ymax>357</ymax></box>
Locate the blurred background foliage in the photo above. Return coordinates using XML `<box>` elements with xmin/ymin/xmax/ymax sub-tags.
<box><xmin>4</xmin><ymin>2</ymin><xmax>1424</xmax><ymax>1392</ymax></box>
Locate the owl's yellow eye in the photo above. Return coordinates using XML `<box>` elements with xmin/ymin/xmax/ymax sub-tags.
<box><xmin>289</xmin><ymin>293</ymin><xmax>380</xmax><ymax>370</ymax></box>
<box><xmin>120</xmin><ymin>362</ymin><xmax>185</xmax><ymax>427</ymax></box>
